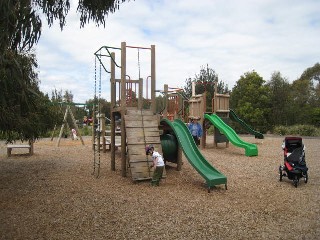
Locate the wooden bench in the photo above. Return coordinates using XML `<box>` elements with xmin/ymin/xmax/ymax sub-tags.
<box><xmin>7</xmin><ymin>144</ymin><xmax>34</xmax><ymax>157</ymax></box>
<box><xmin>105</xmin><ymin>139</ymin><xmax>121</xmax><ymax>151</ymax></box>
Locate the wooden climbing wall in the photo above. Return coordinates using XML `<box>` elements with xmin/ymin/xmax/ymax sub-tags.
<box><xmin>124</xmin><ymin>109</ymin><xmax>164</xmax><ymax>181</ymax></box>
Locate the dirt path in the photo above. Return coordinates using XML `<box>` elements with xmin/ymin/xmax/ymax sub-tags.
<box><xmin>0</xmin><ymin>136</ymin><xmax>319</xmax><ymax>239</ymax></box>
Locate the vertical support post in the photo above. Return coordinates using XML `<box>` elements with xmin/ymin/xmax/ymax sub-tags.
<box><xmin>201</xmin><ymin>92</ymin><xmax>206</xmax><ymax>149</ymax></box>
<box><xmin>120</xmin><ymin>42</ymin><xmax>127</xmax><ymax>177</ymax></box>
<box><xmin>121</xmin><ymin>42</ymin><xmax>126</xmax><ymax>110</ymax></box>
<box><xmin>91</xmin><ymin>105</ymin><xmax>95</xmax><ymax>150</ymax></box>
<box><xmin>192</xmin><ymin>81</ymin><xmax>196</xmax><ymax>97</ymax></box>
<box><xmin>138</xmin><ymin>78</ymin><xmax>143</xmax><ymax>110</ymax></box>
<box><xmin>163</xmin><ymin>84</ymin><xmax>168</xmax><ymax>118</ymax></box>
<box><xmin>99</xmin><ymin>113</ymin><xmax>106</xmax><ymax>152</ymax></box>
<box><xmin>110</xmin><ymin>52</ymin><xmax>116</xmax><ymax>171</ymax></box>
<box><xmin>176</xmin><ymin>145</ymin><xmax>182</xmax><ymax>171</ymax></box>
<box><xmin>213</xmin><ymin>80</ymin><xmax>218</xmax><ymax>113</ymax></box>
<box><xmin>151</xmin><ymin>44</ymin><xmax>156</xmax><ymax>114</ymax></box>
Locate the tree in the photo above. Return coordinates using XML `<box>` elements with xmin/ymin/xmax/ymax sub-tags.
<box><xmin>230</xmin><ymin>71</ymin><xmax>270</xmax><ymax>132</ymax></box>
<box><xmin>1</xmin><ymin>0</ymin><xmax>130</xmax><ymax>142</ymax></box>
<box><xmin>86</xmin><ymin>98</ymin><xmax>111</xmax><ymax>120</ymax></box>
<box><xmin>1</xmin><ymin>0</ymin><xmax>131</xmax><ymax>52</ymax></box>
<box><xmin>297</xmin><ymin>63</ymin><xmax>320</xmax><ymax>125</ymax></box>
<box><xmin>266</xmin><ymin>71</ymin><xmax>294</xmax><ymax>126</ymax></box>
<box><xmin>0</xmin><ymin>51</ymin><xmax>57</xmax><ymax>142</ymax></box>
<box><xmin>184</xmin><ymin>65</ymin><xmax>229</xmax><ymax>112</ymax></box>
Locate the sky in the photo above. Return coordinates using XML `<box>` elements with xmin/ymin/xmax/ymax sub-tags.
<box><xmin>36</xmin><ymin>0</ymin><xmax>320</xmax><ymax>103</ymax></box>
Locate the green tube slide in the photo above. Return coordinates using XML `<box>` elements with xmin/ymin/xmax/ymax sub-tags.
<box><xmin>205</xmin><ymin>114</ymin><xmax>258</xmax><ymax>157</ymax></box>
<box><xmin>160</xmin><ymin>118</ymin><xmax>227</xmax><ymax>191</ymax></box>
<box><xmin>229</xmin><ymin>109</ymin><xmax>264</xmax><ymax>139</ymax></box>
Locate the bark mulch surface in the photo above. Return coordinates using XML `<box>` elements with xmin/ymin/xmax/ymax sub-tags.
<box><xmin>0</xmin><ymin>135</ymin><xmax>319</xmax><ymax>239</ymax></box>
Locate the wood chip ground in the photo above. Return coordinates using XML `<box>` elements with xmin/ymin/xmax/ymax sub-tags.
<box><xmin>0</xmin><ymin>135</ymin><xmax>319</xmax><ymax>239</ymax></box>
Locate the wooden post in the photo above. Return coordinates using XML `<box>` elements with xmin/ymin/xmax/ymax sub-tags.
<box><xmin>138</xmin><ymin>78</ymin><xmax>143</xmax><ymax>110</ymax></box>
<box><xmin>100</xmin><ymin>113</ymin><xmax>106</xmax><ymax>152</ymax></box>
<box><xmin>91</xmin><ymin>105</ymin><xmax>95</xmax><ymax>150</ymax></box>
<box><xmin>176</xmin><ymin>144</ymin><xmax>182</xmax><ymax>171</ymax></box>
<box><xmin>201</xmin><ymin>92</ymin><xmax>206</xmax><ymax>149</ymax></box>
<box><xmin>151</xmin><ymin>44</ymin><xmax>156</xmax><ymax>114</ymax></box>
<box><xmin>110</xmin><ymin>52</ymin><xmax>116</xmax><ymax>171</ymax></box>
<box><xmin>163</xmin><ymin>84</ymin><xmax>168</xmax><ymax>118</ymax></box>
<box><xmin>121</xmin><ymin>42</ymin><xmax>127</xmax><ymax>177</ymax></box>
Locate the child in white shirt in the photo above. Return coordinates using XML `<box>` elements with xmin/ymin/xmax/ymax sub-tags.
<box><xmin>146</xmin><ymin>145</ymin><xmax>164</xmax><ymax>186</ymax></box>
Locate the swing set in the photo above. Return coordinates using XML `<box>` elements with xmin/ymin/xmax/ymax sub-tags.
<box><xmin>50</xmin><ymin>102</ymin><xmax>93</xmax><ymax>147</ymax></box>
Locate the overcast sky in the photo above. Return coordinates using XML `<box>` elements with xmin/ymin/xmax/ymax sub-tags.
<box><xmin>36</xmin><ymin>0</ymin><xmax>320</xmax><ymax>103</ymax></box>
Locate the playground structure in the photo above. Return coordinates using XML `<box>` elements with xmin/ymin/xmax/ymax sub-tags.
<box><xmin>187</xmin><ymin>81</ymin><xmax>259</xmax><ymax>156</ymax></box>
<box><xmin>161</xmin><ymin>85</ymin><xmax>186</xmax><ymax>121</ymax></box>
<box><xmin>93</xmin><ymin>42</ymin><xmax>227</xmax><ymax>191</ymax></box>
<box><xmin>93</xmin><ymin>42</ymin><xmax>160</xmax><ymax>180</ymax></box>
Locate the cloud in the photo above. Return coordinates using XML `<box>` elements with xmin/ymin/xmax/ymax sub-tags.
<box><xmin>36</xmin><ymin>0</ymin><xmax>320</xmax><ymax>102</ymax></box>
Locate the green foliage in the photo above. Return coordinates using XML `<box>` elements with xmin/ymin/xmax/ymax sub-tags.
<box><xmin>184</xmin><ymin>64</ymin><xmax>229</xmax><ymax>112</ymax></box>
<box><xmin>0</xmin><ymin>50</ymin><xmax>58</xmax><ymax>142</ymax></box>
<box><xmin>0</xmin><ymin>1</ymin><xmax>41</xmax><ymax>52</ymax></box>
<box><xmin>311</xmin><ymin>108</ymin><xmax>320</xmax><ymax>127</ymax></box>
<box><xmin>266</xmin><ymin>72</ymin><xmax>294</xmax><ymax>126</ymax></box>
<box><xmin>1</xmin><ymin>0</ymin><xmax>130</xmax><ymax>52</ymax></box>
<box><xmin>273</xmin><ymin>125</ymin><xmax>320</xmax><ymax>137</ymax></box>
<box><xmin>230</xmin><ymin>71</ymin><xmax>270</xmax><ymax>132</ymax></box>
<box><xmin>79</xmin><ymin>126</ymin><xmax>92</xmax><ymax>136</ymax></box>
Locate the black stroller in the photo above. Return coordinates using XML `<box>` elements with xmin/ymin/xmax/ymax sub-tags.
<box><xmin>279</xmin><ymin>137</ymin><xmax>308</xmax><ymax>187</ymax></box>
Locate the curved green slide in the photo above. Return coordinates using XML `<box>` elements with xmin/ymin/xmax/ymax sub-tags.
<box><xmin>229</xmin><ymin>109</ymin><xmax>264</xmax><ymax>139</ymax></box>
<box><xmin>205</xmin><ymin>114</ymin><xmax>258</xmax><ymax>157</ymax></box>
<box><xmin>160</xmin><ymin>118</ymin><xmax>227</xmax><ymax>191</ymax></box>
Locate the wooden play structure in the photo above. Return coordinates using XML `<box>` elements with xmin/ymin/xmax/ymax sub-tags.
<box><xmin>92</xmin><ymin>42</ymin><xmax>231</xmax><ymax>191</ymax></box>
<box><xmin>188</xmin><ymin>81</ymin><xmax>230</xmax><ymax>148</ymax></box>
<box><xmin>93</xmin><ymin>42</ymin><xmax>163</xmax><ymax>180</ymax></box>
<box><xmin>161</xmin><ymin>84</ymin><xmax>186</xmax><ymax>121</ymax></box>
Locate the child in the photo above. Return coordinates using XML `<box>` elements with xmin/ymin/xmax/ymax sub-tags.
<box><xmin>71</xmin><ymin>128</ymin><xmax>78</xmax><ymax>140</ymax></box>
<box><xmin>188</xmin><ymin>116</ymin><xmax>203</xmax><ymax>146</ymax></box>
<box><xmin>146</xmin><ymin>145</ymin><xmax>165</xmax><ymax>186</ymax></box>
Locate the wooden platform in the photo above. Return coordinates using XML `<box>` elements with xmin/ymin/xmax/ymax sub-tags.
<box><xmin>124</xmin><ymin>109</ymin><xmax>165</xmax><ymax>181</ymax></box>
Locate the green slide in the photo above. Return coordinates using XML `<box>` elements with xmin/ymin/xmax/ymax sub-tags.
<box><xmin>160</xmin><ymin>118</ymin><xmax>227</xmax><ymax>192</ymax></box>
<box><xmin>205</xmin><ymin>114</ymin><xmax>258</xmax><ymax>157</ymax></box>
<box><xmin>229</xmin><ymin>109</ymin><xmax>264</xmax><ymax>139</ymax></box>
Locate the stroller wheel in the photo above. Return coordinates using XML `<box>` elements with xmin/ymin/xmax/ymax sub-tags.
<box><xmin>279</xmin><ymin>166</ymin><xmax>283</xmax><ymax>182</ymax></box>
<box><xmin>293</xmin><ymin>175</ymin><xmax>299</xmax><ymax>188</ymax></box>
<box><xmin>304</xmin><ymin>172</ymin><xmax>308</xmax><ymax>184</ymax></box>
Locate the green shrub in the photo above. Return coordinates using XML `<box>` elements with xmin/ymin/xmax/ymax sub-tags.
<box><xmin>273</xmin><ymin>125</ymin><xmax>288</xmax><ymax>136</ymax></box>
<box><xmin>80</xmin><ymin>126</ymin><xmax>92</xmax><ymax>136</ymax></box>
<box><xmin>273</xmin><ymin>124</ymin><xmax>320</xmax><ymax>137</ymax></box>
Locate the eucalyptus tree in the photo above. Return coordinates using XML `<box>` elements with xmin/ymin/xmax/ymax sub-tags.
<box><xmin>266</xmin><ymin>71</ymin><xmax>294</xmax><ymax>126</ymax></box>
<box><xmin>0</xmin><ymin>0</ymin><xmax>131</xmax><ymax>142</ymax></box>
<box><xmin>292</xmin><ymin>63</ymin><xmax>320</xmax><ymax>125</ymax></box>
